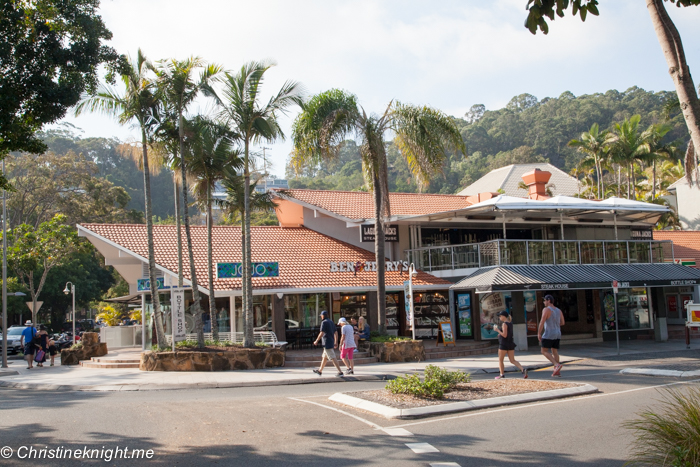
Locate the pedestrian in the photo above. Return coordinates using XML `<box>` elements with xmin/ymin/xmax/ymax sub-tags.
<box><xmin>312</xmin><ymin>311</ymin><xmax>344</xmax><ymax>377</ymax></box>
<box><xmin>47</xmin><ymin>335</ymin><xmax>58</xmax><ymax>367</ymax></box>
<box><xmin>20</xmin><ymin>320</ymin><xmax>37</xmax><ymax>370</ymax></box>
<box><xmin>493</xmin><ymin>311</ymin><xmax>528</xmax><ymax>379</ymax></box>
<box><xmin>538</xmin><ymin>294</ymin><xmax>565</xmax><ymax>377</ymax></box>
<box><xmin>36</xmin><ymin>325</ymin><xmax>49</xmax><ymax>368</ymax></box>
<box><xmin>338</xmin><ymin>317</ymin><xmax>356</xmax><ymax>375</ymax></box>
<box><xmin>356</xmin><ymin>316</ymin><xmax>370</xmax><ymax>351</ymax></box>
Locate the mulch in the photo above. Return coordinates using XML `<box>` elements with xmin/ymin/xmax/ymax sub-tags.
<box><xmin>346</xmin><ymin>379</ymin><xmax>579</xmax><ymax>409</ymax></box>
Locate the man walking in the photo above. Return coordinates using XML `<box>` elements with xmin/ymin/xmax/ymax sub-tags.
<box><xmin>313</xmin><ymin>311</ymin><xmax>343</xmax><ymax>377</ymax></box>
<box><xmin>338</xmin><ymin>317</ymin><xmax>356</xmax><ymax>375</ymax></box>
<box><xmin>538</xmin><ymin>294</ymin><xmax>565</xmax><ymax>377</ymax></box>
<box><xmin>20</xmin><ymin>321</ymin><xmax>37</xmax><ymax>370</ymax></box>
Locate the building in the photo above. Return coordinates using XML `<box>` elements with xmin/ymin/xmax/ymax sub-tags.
<box><xmin>78</xmin><ymin>168</ymin><xmax>700</xmax><ymax>350</ymax></box>
<box><xmin>665</xmin><ymin>178</ymin><xmax>700</xmax><ymax>230</ymax></box>
<box><xmin>457</xmin><ymin>163</ymin><xmax>580</xmax><ymax>198</ymax></box>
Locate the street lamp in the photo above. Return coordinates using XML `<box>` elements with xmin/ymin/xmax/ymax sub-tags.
<box><xmin>1</xmin><ymin>291</ymin><xmax>27</xmax><ymax>369</ymax></box>
<box><xmin>63</xmin><ymin>282</ymin><xmax>76</xmax><ymax>344</ymax></box>
<box><xmin>407</xmin><ymin>263</ymin><xmax>418</xmax><ymax>341</ymax></box>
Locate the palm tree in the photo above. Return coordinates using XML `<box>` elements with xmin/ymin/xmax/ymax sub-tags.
<box><xmin>568</xmin><ymin>123</ymin><xmax>611</xmax><ymax>199</ymax></box>
<box><xmin>206</xmin><ymin>61</ymin><xmax>303</xmax><ymax>348</ymax></box>
<box><xmin>638</xmin><ymin>123</ymin><xmax>676</xmax><ymax>200</ymax></box>
<box><xmin>74</xmin><ymin>50</ymin><xmax>168</xmax><ymax>348</ymax></box>
<box><xmin>156</xmin><ymin>57</ymin><xmax>222</xmax><ymax>347</ymax></box>
<box><xmin>291</xmin><ymin>89</ymin><xmax>465</xmax><ymax>333</ymax></box>
<box><xmin>186</xmin><ymin>117</ymin><xmax>242</xmax><ymax>342</ymax></box>
<box><xmin>609</xmin><ymin>115</ymin><xmax>647</xmax><ymax>199</ymax></box>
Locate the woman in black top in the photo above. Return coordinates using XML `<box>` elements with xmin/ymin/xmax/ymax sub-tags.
<box><xmin>37</xmin><ymin>325</ymin><xmax>49</xmax><ymax>367</ymax></box>
<box><xmin>493</xmin><ymin>311</ymin><xmax>528</xmax><ymax>379</ymax></box>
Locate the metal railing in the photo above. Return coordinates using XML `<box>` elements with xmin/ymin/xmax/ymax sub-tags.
<box><xmin>405</xmin><ymin>239</ymin><xmax>674</xmax><ymax>273</ymax></box>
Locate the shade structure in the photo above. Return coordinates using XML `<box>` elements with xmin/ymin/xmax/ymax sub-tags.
<box><xmin>450</xmin><ymin>263</ymin><xmax>700</xmax><ymax>293</ymax></box>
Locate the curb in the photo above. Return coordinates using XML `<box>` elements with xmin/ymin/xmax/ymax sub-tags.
<box><xmin>620</xmin><ymin>368</ymin><xmax>700</xmax><ymax>378</ymax></box>
<box><xmin>0</xmin><ymin>370</ymin><xmax>19</xmax><ymax>377</ymax></box>
<box><xmin>329</xmin><ymin>383</ymin><xmax>599</xmax><ymax>419</ymax></box>
<box><xmin>0</xmin><ymin>374</ymin><xmax>396</xmax><ymax>392</ymax></box>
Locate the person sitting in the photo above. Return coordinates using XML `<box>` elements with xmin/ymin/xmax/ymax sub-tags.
<box><xmin>356</xmin><ymin>316</ymin><xmax>370</xmax><ymax>352</ymax></box>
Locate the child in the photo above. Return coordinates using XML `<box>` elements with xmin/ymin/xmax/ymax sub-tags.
<box><xmin>493</xmin><ymin>310</ymin><xmax>528</xmax><ymax>379</ymax></box>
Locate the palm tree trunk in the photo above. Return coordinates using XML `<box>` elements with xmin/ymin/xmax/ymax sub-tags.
<box><xmin>594</xmin><ymin>157</ymin><xmax>601</xmax><ymax>199</ymax></box>
<box><xmin>207</xmin><ymin>185</ymin><xmax>219</xmax><ymax>342</ymax></box>
<box><xmin>652</xmin><ymin>159</ymin><xmax>657</xmax><ymax>200</ymax></box>
<box><xmin>617</xmin><ymin>165</ymin><xmax>621</xmax><ymax>197</ymax></box>
<box><xmin>647</xmin><ymin>0</ymin><xmax>700</xmax><ymax>187</ymax></box>
<box><xmin>142</xmin><ymin>131</ymin><xmax>166</xmax><ymax>348</ymax></box>
<box><xmin>179</xmin><ymin>115</ymin><xmax>204</xmax><ymax>348</ymax></box>
<box><xmin>243</xmin><ymin>139</ymin><xmax>254</xmax><ymax>348</ymax></box>
<box><xmin>174</xmin><ymin>176</ymin><xmax>183</xmax><ymax>288</ymax></box>
<box><xmin>627</xmin><ymin>163</ymin><xmax>632</xmax><ymax>199</ymax></box>
<box><xmin>599</xmin><ymin>160</ymin><xmax>605</xmax><ymax>198</ymax></box>
<box><xmin>373</xmin><ymin>174</ymin><xmax>387</xmax><ymax>335</ymax></box>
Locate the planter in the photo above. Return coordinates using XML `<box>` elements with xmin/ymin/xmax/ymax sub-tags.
<box><xmin>369</xmin><ymin>340</ymin><xmax>425</xmax><ymax>363</ymax></box>
<box><xmin>60</xmin><ymin>332</ymin><xmax>108</xmax><ymax>365</ymax></box>
<box><xmin>139</xmin><ymin>347</ymin><xmax>285</xmax><ymax>371</ymax></box>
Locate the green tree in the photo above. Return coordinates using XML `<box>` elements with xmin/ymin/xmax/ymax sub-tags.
<box><xmin>7</xmin><ymin>214</ymin><xmax>83</xmax><ymax>324</ymax></box>
<box><xmin>638</xmin><ymin>123</ymin><xmax>676</xmax><ymax>199</ymax></box>
<box><xmin>1</xmin><ymin>0</ymin><xmax>121</xmax><ymax>174</ymax></box>
<box><xmin>74</xmin><ymin>50</ymin><xmax>168</xmax><ymax>347</ymax></box>
<box><xmin>524</xmin><ymin>0</ymin><xmax>700</xmax><ymax>186</ymax></box>
<box><xmin>569</xmin><ymin>123</ymin><xmax>611</xmax><ymax>199</ymax></box>
<box><xmin>207</xmin><ymin>61</ymin><xmax>303</xmax><ymax>347</ymax></box>
<box><xmin>156</xmin><ymin>57</ymin><xmax>222</xmax><ymax>347</ymax></box>
<box><xmin>608</xmin><ymin>115</ymin><xmax>647</xmax><ymax>199</ymax></box>
<box><xmin>187</xmin><ymin>117</ymin><xmax>242</xmax><ymax>342</ymax></box>
<box><xmin>291</xmin><ymin>89</ymin><xmax>465</xmax><ymax>333</ymax></box>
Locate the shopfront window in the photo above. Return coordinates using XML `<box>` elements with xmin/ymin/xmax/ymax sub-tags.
<box><xmin>413</xmin><ymin>291</ymin><xmax>449</xmax><ymax>338</ymax></box>
<box><xmin>386</xmin><ymin>293</ymin><xmax>400</xmax><ymax>336</ymax></box>
<box><xmin>298</xmin><ymin>294</ymin><xmax>327</xmax><ymax>329</ymax></box>
<box><xmin>339</xmin><ymin>294</ymin><xmax>367</xmax><ymax>323</ymax></box>
<box><xmin>601</xmin><ymin>288</ymin><xmax>651</xmax><ymax>331</ymax></box>
<box><xmin>283</xmin><ymin>295</ymin><xmax>301</xmax><ymax>329</ymax></box>
<box><xmin>479</xmin><ymin>292</ymin><xmax>512</xmax><ymax>339</ymax></box>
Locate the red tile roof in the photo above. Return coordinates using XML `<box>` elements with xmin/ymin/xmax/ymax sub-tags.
<box><xmin>653</xmin><ymin>231</ymin><xmax>700</xmax><ymax>268</ymax></box>
<box><xmin>284</xmin><ymin>189</ymin><xmax>472</xmax><ymax>220</ymax></box>
<box><xmin>80</xmin><ymin>224</ymin><xmax>451</xmax><ymax>292</ymax></box>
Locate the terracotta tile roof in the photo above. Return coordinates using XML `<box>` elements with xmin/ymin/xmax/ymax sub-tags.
<box><xmin>653</xmin><ymin>231</ymin><xmax>700</xmax><ymax>268</ymax></box>
<box><xmin>80</xmin><ymin>223</ymin><xmax>451</xmax><ymax>292</ymax></box>
<box><xmin>284</xmin><ymin>189</ymin><xmax>472</xmax><ymax>220</ymax></box>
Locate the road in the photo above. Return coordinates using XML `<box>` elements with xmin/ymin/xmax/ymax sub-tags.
<box><xmin>0</xmin><ymin>361</ymin><xmax>698</xmax><ymax>466</ymax></box>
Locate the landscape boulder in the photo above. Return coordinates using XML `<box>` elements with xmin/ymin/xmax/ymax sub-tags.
<box><xmin>60</xmin><ymin>332</ymin><xmax>108</xmax><ymax>365</ymax></box>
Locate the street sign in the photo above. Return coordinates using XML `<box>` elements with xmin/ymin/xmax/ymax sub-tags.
<box><xmin>171</xmin><ymin>289</ymin><xmax>187</xmax><ymax>349</ymax></box>
<box><xmin>687</xmin><ymin>301</ymin><xmax>700</xmax><ymax>328</ymax></box>
<box><xmin>25</xmin><ymin>301</ymin><xmax>43</xmax><ymax>313</ymax></box>
<box><xmin>612</xmin><ymin>280</ymin><xmax>618</xmax><ymax>294</ymax></box>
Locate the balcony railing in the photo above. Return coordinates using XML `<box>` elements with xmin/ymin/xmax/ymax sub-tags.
<box><xmin>405</xmin><ymin>239</ymin><xmax>674</xmax><ymax>273</ymax></box>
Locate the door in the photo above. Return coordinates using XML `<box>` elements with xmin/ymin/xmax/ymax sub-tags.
<box><xmin>666</xmin><ymin>294</ymin><xmax>683</xmax><ymax>325</ymax></box>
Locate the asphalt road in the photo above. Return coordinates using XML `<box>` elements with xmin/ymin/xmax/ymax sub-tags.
<box><xmin>0</xmin><ymin>362</ymin><xmax>698</xmax><ymax>466</ymax></box>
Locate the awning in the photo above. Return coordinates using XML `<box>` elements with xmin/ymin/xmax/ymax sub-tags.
<box><xmin>450</xmin><ymin>263</ymin><xmax>700</xmax><ymax>293</ymax></box>
<box><xmin>105</xmin><ymin>294</ymin><xmax>142</xmax><ymax>305</ymax></box>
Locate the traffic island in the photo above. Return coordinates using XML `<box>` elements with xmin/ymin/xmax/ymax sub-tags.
<box><xmin>139</xmin><ymin>347</ymin><xmax>285</xmax><ymax>371</ymax></box>
<box><xmin>60</xmin><ymin>332</ymin><xmax>108</xmax><ymax>365</ymax></box>
<box><xmin>368</xmin><ymin>340</ymin><xmax>425</xmax><ymax>363</ymax></box>
<box><xmin>330</xmin><ymin>379</ymin><xmax>598</xmax><ymax>419</ymax></box>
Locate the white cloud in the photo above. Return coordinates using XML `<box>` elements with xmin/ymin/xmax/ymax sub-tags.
<box><xmin>56</xmin><ymin>0</ymin><xmax>700</xmax><ymax>177</ymax></box>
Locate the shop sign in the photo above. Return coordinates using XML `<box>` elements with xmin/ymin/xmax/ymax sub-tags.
<box><xmin>137</xmin><ymin>277</ymin><xmax>167</xmax><ymax>292</ymax></box>
<box><xmin>687</xmin><ymin>302</ymin><xmax>700</xmax><ymax>326</ymax></box>
<box><xmin>630</xmin><ymin>230</ymin><xmax>652</xmax><ymax>239</ymax></box>
<box><xmin>360</xmin><ymin>224</ymin><xmax>399</xmax><ymax>243</ymax></box>
<box><xmin>671</xmin><ymin>280</ymin><xmax>697</xmax><ymax>286</ymax></box>
<box><xmin>540</xmin><ymin>283</ymin><xmax>569</xmax><ymax>290</ymax></box>
<box><xmin>330</xmin><ymin>261</ymin><xmax>409</xmax><ymax>273</ymax></box>
<box><xmin>216</xmin><ymin>262</ymin><xmax>279</xmax><ymax>279</ymax></box>
<box><xmin>171</xmin><ymin>288</ymin><xmax>187</xmax><ymax>343</ymax></box>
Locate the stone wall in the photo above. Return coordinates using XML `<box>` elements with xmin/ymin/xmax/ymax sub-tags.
<box><xmin>369</xmin><ymin>340</ymin><xmax>425</xmax><ymax>363</ymax></box>
<box><xmin>60</xmin><ymin>332</ymin><xmax>108</xmax><ymax>365</ymax></box>
<box><xmin>139</xmin><ymin>348</ymin><xmax>285</xmax><ymax>371</ymax></box>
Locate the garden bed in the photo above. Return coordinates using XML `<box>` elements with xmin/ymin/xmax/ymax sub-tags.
<box><xmin>346</xmin><ymin>379</ymin><xmax>576</xmax><ymax>409</ymax></box>
<box><xmin>140</xmin><ymin>347</ymin><xmax>285</xmax><ymax>371</ymax></box>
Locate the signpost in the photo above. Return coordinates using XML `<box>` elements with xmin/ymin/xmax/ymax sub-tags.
<box><xmin>405</xmin><ymin>263</ymin><xmax>418</xmax><ymax>340</ymax></box>
<box><xmin>170</xmin><ymin>288</ymin><xmax>187</xmax><ymax>352</ymax></box>
<box><xmin>685</xmin><ymin>301</ymin><xmax>700</xmax><ymax>349</ymax></box>
<box><xmin>612</xmin><ymin>280</ymin><xmax>620</xmax><ymax>355</ymax></box>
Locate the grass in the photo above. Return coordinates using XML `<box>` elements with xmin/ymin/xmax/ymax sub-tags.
<box><xmin>624</xmin><ymin>388</ymin><xmax>700</xmax><ymax>467</ymax></box>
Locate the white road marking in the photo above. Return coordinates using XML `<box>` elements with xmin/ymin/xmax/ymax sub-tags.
<box><xmin>406</xmin><ymin>442</ymin><xmax>439</xmax><ymax>453</ymax></box>
<box><xmin>288</xmin><ymin>397</ymin><xmax>384</xmax><ymax>430</ymax></box>
<box><xmin>429</xmin><ymin>463</ymin><xmax>461</xmax><ymax>467</ymax></box>
<box><xmin>382</xmin><ymin>427</ymin><xmax>414</xmax><ymax>437</ymax></box>
<box><xmin>389</xmin><ymin>378</ymin><xmax>700</xmax><ymax>429</ymax></box>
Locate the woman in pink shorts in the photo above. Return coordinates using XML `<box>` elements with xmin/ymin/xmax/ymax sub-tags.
<box><xmin>338</xmin><ymin>317</ymin><xmax>356</xmax><ymax>375</ymax></box>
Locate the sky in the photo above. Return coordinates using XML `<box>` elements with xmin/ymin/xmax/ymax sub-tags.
<box><xmin>56</xmin><ymin>0</ymin><xmax>700</xmax><ymax>178</ymax></box>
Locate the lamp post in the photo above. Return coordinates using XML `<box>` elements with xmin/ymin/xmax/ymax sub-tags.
<box><xmin>1</xmin><ymin>292</ymin><xmax>27</xmax><ymax>369</ymax></box>
<box><xmin>63</xmin><ymin>282</ymin><xmax>76</xmax><ymax>344</ymax></box>
<box><xmin>407</xmin><ymin>263</ymin><xmax>418</xmax><ymax>341</ymax></box>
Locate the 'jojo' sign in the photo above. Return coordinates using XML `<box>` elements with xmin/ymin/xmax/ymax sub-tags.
<box><xmin>217</xmin><ymin>262</ymin><xmax>279</xmax><ymax>279</ymax></box>
<box><xmin>137</xmin><ymin>277</ymin><xmax>167</xmax><ymax>292</ymax></box>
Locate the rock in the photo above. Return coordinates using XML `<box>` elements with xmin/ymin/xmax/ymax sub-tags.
<box><xmin>60</xmin><ymin>332</ymin><xmax>109</xmax><ymax>365</ymax></box>
<box><xmin>139</xmin><ymin>347</ymin><xmax>286</xmax><ymax>371</ymax></box>
<box><xmin>369</xmin><ymin>340</ymin><xmax>425</xmax><ymax>363</ymax></box>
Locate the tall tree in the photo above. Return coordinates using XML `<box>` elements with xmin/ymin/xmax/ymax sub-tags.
<box><xmin>524</xmin><ymin>0</ymin><xmax>700</xmax><ymax>186</ymax></box>
<box><xmin>186</xmin><ymin>117</ymin><xmax>242</xmax><ymax>342</ymax></box>
<box><xmin>568</xmin><ymin>123</ymin><xmax>611</xmax><ymax>198</ymax></box>
<box><xmin>74</xmin><ymin>50</ymin><xmax>167</xmax><ymax>348</ymax></box>
<box><xmin>638</xmin><ymin>123</ymin><xmax>676</xmax><ymax>199</ymax></box>
<box><xmin>608</xmin><ymin>115</ymin><xmax>647</xmax><ymax>199</ymax></box>
<box><xmin>1</xmin><ymin>0</ymin><xmax>120</xmax><ymax>186</ymax></box>
<box><xmin>207</xmin><ymin>61</ymin><xmax>303</xmax><ymax>348</ymax></box>
<box><xmin>156</xmin><ymin>57</ymin><xmax>222</xmax><ymax>347</ymax></box>
<box><xmin>291</xmin><ymin>89</ymin><xmax>465</xmax><ymax>333</ymax></box>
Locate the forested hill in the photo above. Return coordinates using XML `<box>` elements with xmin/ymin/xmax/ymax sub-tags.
<box><xmin>286</xmin><ymin>87</ymin><xmax>689</xmax><ymax>195</ymax></box>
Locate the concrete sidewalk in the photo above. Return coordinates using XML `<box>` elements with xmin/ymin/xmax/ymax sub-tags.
<box><xmin>1</xmin><ymin>340</ymin><xmax>699</xmax><ymax>392</ymax></box>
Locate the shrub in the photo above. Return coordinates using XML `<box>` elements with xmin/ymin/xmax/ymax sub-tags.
<box><xmin>69</xmin><ymin>342</ymin><xmax>83</xmax><ymax>350</ymax></box>
<box><xmin>370</xmin><ymin>333</ymin><xmax>411</xmax><ymax>343</ymax></box>
<box><xmin>386</xmin><ymin>365</ymin><xmax>471</xmax><ymax>399</ymax></box>
<box><xmin>624</xmin><ymin>388</ymin><xmax>700</xmax><ymax>467</ymax></box>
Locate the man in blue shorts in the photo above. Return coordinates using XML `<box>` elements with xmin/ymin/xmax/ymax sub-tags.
<box><xmin>20</xmin><ymin>321</ymin><xmax>37</xmax><ymax>370</ymax></box>
<box><xmin>312</xmin><ymin>311</ymin><xmax>343</xmax><ymax>377</ymax></box>
<box><xmin>538</xmin><ymin>295</ymin><xmax>565</xmax><ymax>377</ymax></box>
